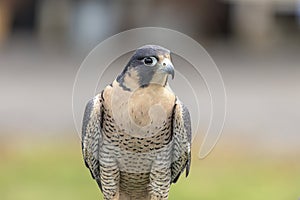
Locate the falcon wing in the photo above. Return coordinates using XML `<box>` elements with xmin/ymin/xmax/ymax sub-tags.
<box><xmin>171</xmin><ymin>99</ymin><xmax>192</xmax><ymax>183</ymax></box>
<box><xmin>82</xmin><ymin>93</ymin><xmax>103</xmax><ymax>191</ymax></box>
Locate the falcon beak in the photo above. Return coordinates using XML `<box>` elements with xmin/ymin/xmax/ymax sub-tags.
<box><xmin>161</xmin><ymin>58</ymin><xmax>175</xmax><ymax>79</ymax></box>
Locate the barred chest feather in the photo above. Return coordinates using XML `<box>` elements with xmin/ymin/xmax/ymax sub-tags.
<box><xmin>102</xmin><ymin>80</ymin><xmax>175</xmax><ymax>141</ymax></box>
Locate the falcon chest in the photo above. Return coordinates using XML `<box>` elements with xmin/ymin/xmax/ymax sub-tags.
<box><xmin>102</xmin><ymin>81</ymin><xmax>176</xmax><ymax>150</ymax></box>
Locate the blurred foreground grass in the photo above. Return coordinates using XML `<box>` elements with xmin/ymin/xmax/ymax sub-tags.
<box><xmin>0</xmin><ymin>137</ymin><xmax>299</xmax><ymax>200</ymax></box>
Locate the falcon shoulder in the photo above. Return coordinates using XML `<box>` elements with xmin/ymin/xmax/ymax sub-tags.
<box><xmin>82</xmin><ymin>92</ymin><xmax>104</xmax><ymax>191</ymax></box>
<box><xmin>171</xmin><ymin>98</ymin><xmax>192</xmax><ymax>183</ymax></box>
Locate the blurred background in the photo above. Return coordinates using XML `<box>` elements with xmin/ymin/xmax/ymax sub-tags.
<box><xmin>0</xmin><ymin>0</ymin><xmax>300</xmax><ymax>199</ymax></box>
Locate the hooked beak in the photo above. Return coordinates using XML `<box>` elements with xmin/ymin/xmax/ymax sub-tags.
<box><xmin>161</xmin><ymin>58</ymin><xmax>175</xmax><ymax>79</ymax></box>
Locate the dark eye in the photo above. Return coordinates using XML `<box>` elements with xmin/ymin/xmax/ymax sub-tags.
<box><xmin>143</xmin><ymin>56</ymin><xmax>157</xmax><ymax>66</ymax></box>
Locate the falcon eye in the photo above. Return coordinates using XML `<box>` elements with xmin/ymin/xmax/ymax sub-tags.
<box><xmin>143</xmin><ymin>56</ymin><xmax>157</xmax><ymax>66</ymax></box>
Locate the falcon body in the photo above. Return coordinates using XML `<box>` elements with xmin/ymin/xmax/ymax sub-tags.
<box><xmin>82</xmin><ymin>45</ymin><xmax>191</xmax><ymax>200</ymax></box>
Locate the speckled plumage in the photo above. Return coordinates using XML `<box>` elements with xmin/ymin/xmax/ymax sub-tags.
<box><xmin>82</xmin><ymin>45</ymin><xmax>191</xmax><ymax>200</ymax></box>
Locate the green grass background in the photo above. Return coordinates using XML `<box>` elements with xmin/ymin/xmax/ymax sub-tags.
<box><xmin>0</xmin><ymin>138</ymin><xmax>299</xmax><ymax>200</ymax></box>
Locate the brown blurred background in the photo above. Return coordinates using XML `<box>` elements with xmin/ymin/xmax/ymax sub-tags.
<box><xmin>0</xmin><ymin>0</ymin><xmax>299</xmax><ymax>200</ymax></box>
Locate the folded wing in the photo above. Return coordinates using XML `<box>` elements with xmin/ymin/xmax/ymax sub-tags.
<box><xmin>171</xmin><ymin>99</ymin><xmax>192</xmax><ymax>183</ymax></box>
<box><xmin>82</xmin><ymin>93</ymin><xmax>103</xmax><ymax>191</ymax></box>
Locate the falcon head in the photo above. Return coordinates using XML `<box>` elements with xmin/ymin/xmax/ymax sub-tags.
<box><xmin>117</xmin><ymin>45</ymin><xmax>175</xmax><ymax>91</ymax></box>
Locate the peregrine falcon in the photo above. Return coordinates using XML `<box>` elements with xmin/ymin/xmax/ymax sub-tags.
<box><xmin>82</xmin><ymin>45</ymin><xmax>191</xmax><ymax>200</ymax></box>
